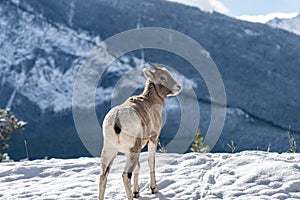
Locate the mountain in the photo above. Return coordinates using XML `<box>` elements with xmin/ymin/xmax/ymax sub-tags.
<box><xmin>268</xmin><ymin>14</ymin><xmax>300</xmax><ymax>35</ymax></box>
<box><xmin>1</xmin><ymin>0</ymin><xmax>300</xmax><ymax>160</ymax></box>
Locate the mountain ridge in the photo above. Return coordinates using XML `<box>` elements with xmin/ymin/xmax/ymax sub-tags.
<box><xmin>268</xmin><ymin>14</ymin><xmax>300</xmax><ymax>36</ymax></box>
<box><xmin>1</xmin><ymin>0</ymin><xmax>300</xmax><ymax>159</ymax></box>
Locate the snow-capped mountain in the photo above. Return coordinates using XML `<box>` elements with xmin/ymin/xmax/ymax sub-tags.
<box><xmin>1</xmin><ymin>0</ymin><xmax>300</xmax><ymax>159</ymax></box>
<box><xmin>0</xmin><ymin>0</ymin><xmax>105</xmax><ymax>112</ymax></box>
<box><xmin>0</xmin><ymin>0</ymin><xmax>152</xmax><ymax>112</ymax></box>
<box><xmin>268</xmin><ymin>14</ymin><xmax>300</xmax><ymax>35</ymax></box>
<box><xmin>237</xmin><ymin>12</ymin><xmax>299</xmax><ymax>24</ymax></box>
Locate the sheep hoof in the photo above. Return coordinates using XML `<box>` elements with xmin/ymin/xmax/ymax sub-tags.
<box><xmin>151</xmin><ymin>187</ymin><xmax>158</xmax><ymax>194</ymax></box>
<box><xmin>133</xmin><ymin>191</ymin><xmax>140</xmax><ymax>198</ymax></box>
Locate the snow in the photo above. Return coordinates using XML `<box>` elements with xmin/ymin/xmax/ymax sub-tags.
<box><xmin>3</xmin><ymin>0</ymin><xmax>195</xmax><ymax>113</ymax></box>
<box><xmin>0</xmin><ymin>1</ymin><xmax>102</xmax><ymax>111</ymax></box>
<box><xmin>1</xmin><ymin>0</ymin><xmax>128</xmax><ymax>112</ymax></box>
<box><xmin>68</xmin><ymin>0</ymin><xmax>75</xmax><ymax>27</ymax></box>
<box><xmin>237</xmin><ymin>12</ymin><xmax>299</xmax><ymax>24</ymax></box>
<box><xmin>244</xmin><ymin>29</ymin><xmax>260</xmax><ymax>37</ymax></box>
<box><xmin>2</xmin><ymin>0</ymin><xmax>201</xmax><ymax>113</ymax></box>
<box><xmin>1</xmin><ymin>151</ymin><xmax>300</xmax><ymax>199</ymax></box>
<box><xmin>226</xmin><ymin>107</ymin><xmax>249</xmax><ymax>118</ymax></box>
<box><xmin>166</xmin><ymin>0</ymin><xmax>229</xmax><ymax>14</ymax></box>
<box><xmin>268</xmin><ymin>14</ymin><xmax>300</xmax><ymax>36</ymax></box>
<box><xmin>106</xmin><ymin>61</ymin><xmax>133</xmax><ymax>76</ymax></box>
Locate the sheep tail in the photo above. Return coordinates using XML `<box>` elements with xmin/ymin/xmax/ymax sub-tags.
<box><xmin>114</xmin><ymin>111</ymin><xmax>122</xmax><ymax>134</ymax></box>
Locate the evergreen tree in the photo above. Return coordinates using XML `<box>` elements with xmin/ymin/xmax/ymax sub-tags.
<box><xmin>190</xmin><ymin>129</ymin><xmax>210</xmax><ymax>153</ymax></box>
<box><xmin>0</xmin><ymin>108</ymin><xmax>26</xmax><ymax>162</ymax></box>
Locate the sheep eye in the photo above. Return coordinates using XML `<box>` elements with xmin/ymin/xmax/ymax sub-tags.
<box><xmin>160</xmin><ymin>77</ymin><xmax>166</xmax><ymax>81</ymax></box>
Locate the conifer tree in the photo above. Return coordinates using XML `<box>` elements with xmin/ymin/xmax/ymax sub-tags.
<box><xmin>190</xmin><ymin>129</ymin><xmax>209</xmax><ymax>153</ymax></box>
<box><xmin>0</xmin><ymin>108</ymin><xmax>26</xmax><ymax>162</ymax></box>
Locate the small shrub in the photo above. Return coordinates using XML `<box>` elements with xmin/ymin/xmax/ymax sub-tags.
<box><xmin>0</xmin><ymin>108</ymin><xmax>26</xmax><ymax>162</ymax></box>
<box><xmin>286</xmin><ymin>127</ymin><xmax>296</xmax><ymax>153</ymax></box>
<box><xmin>158</xmin><ymin>140</ymin><xmax>167</xmax><ymax>153</ymax></box>
<box><xmin>266</xmin><ymin>143</ymin><xmax>271</xmax><ymax>152</ymax></box>
<box><xmin>261</xmin><ymin>143</ymin><xmax>271</xmax><ymax>163</ymax></box>
<box><xmin>227</xmin><ymin>140</ymin><xmax>237</xmax><ymax>153</ymax></box>
<box><xmin>190</xmin><ymin>129</ymin><xmax>210</xmax><ymax>153</ymax></box>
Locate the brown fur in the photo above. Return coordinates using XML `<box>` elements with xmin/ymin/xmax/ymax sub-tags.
<box><xmin>122</xmin><ymin>81</ymin><xmax>166</xmax><ymax>128</ymax></box>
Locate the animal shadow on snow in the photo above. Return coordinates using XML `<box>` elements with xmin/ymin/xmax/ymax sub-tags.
<box><xmin>138</xmin><ymin>192</ymin><xmax>170</xmax><ymax>200</ymax></box>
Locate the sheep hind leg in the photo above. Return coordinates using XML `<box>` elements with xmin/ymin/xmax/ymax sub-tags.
<box><xmin>122</xmin><ymin>152</ymin><xmax>140</xmax><ymax>200</ymax></box>
<box><xmin>98</xmin><ymin>146</ymin><xmax>118</xmax><ymax>200</ymax></box>
<box><xmin>133</xmin><ymin>161</ymin><xmax>140</xmax><ymax>198</ymax></box>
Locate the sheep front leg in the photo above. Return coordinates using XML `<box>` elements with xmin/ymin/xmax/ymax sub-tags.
<box><xmin>148</xmin><ymin>136</ymin><xmax>158</xmax><ymax>194</ymax></box>
<box><xmin>123</xmin><ymin>152</ymin><xmax>140</xmax><ymax>200</ymax></box>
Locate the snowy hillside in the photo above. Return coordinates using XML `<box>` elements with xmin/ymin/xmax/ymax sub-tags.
<box><xmin>1</xmin><ymin>152</ymin><xmax>300</xmax><ymax>199</ymax></box>
<box><xmin>268</xmin><ymin>14</ymin><xmax>300</xmax><ymax>35</ymax></box>
<box><xmin>0</xmin><ymin>0</ymin><xmax>135</xmax><ymax>112</ymax></box>
<box><xmin>2</xmin><ymin>0</ymin><xmax>300</xmax><ymax>159</ymax></box>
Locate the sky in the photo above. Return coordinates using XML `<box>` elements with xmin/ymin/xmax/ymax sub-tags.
<box><xmin>167</xmin><ymin>0</ymin><xmax>300</xmax><ymax>23</ymax></box>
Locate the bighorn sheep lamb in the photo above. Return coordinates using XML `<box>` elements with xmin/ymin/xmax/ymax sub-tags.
<box><xmin>98</xmin><ymin>63</ymin><xmax>181</xmax><ymax>200</ymax></box>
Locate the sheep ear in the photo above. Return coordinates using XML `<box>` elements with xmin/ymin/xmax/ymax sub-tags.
<box><xmin>143</xmin><ymin>68</ymin><xmax>154</xmax><ymax>80</ymax></box>
<box><xmin>149</xmin><ymin>63</ymin><xmax>161</xmax><ymax>70</ymax></box>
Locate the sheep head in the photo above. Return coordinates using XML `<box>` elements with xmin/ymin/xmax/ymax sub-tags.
<box><xmin>143</xmin><ymin>63</ymin><xmax>181</xmax><ymax>96</ymax></box>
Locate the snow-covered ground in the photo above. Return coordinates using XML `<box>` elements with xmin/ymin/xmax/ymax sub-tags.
<box><xmin>1</xmin><ymin>151</ymin><xmax>300</xmax><ymax>199</ymax></box>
